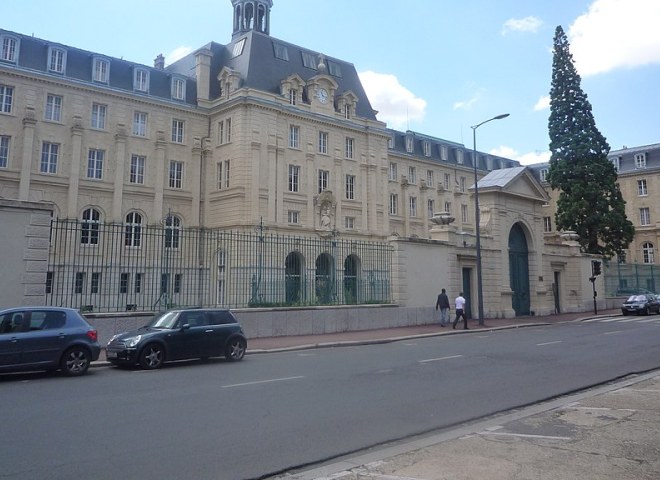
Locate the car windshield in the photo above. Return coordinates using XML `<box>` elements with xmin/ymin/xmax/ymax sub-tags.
<box><xmin>627</xmin><ymin>295</ymin><xmax>646</xmax><ymax>302</ymax></box>
<box><xmin>147</xmin><ymin>311</ymin><xmax>180</xmax><ymax>329</ymax></box>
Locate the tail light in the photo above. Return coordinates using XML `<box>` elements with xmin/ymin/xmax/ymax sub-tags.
<box><xmin>87</xmin><ymin>330</ymin><xmax>98</xmax><ymax>342</ymax></box>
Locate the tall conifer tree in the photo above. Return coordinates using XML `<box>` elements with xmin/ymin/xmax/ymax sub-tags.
<box><xmin>547</xmin><ymin>25</ymin><xmax>634</xmax><ymax>259</ymax></box>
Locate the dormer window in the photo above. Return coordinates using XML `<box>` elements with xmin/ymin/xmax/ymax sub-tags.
<box><xmin>92</xmin><ymin>57</ymin><xmax>109</xmax><ymax>83</ymax></box>
<box><xmin>440</xmin><ymin>145</ymin><xmax>448</xmax><ymax>160</ymax></box>
<box><xmin>635</xmin><ymin>153</ymin><xmax>646</xmax><ymax>169</ymax></box>
<box><xmin>171</xmin><ymin>77</ymin><xmax>186</xmax><ymax>101</ymax></box>
<box><xmin>134</xmin><ymin>68</ymin><xmax>149</xmax><ymax>93</ymax></box>
<box><xmin>610</xmin><ymin>156</ymin><xmax>620</xmax><ymax>172</ymax></box>
<box><xmin>540</xmin><ymin>168</ymin><xmax>548</xmax><ymax>181</ymax></box>
<box><xmin>457</xmin><ymin>149</ymin><xmax>464</xmax><ymax>164</ymax></box>
<box><xmin>388</xmin><ymin>135</ymin><xmax>394</xmax><ymax>149</ymax></box>
<box><xmin>301</xmin><ymin>51</ymin><xmax>317</xmax><ymax>70</ymax></box>
<box><xmin>232</xmin><ymin>38</ymin><xmax>246</xmax><ymax>57</ymax></box>
<box><xmin>0</xmin><ymin>35</ymin><xmax>19</xmax><ymax>63</ymax></box>
<box><xmin>48</xmin><ymin>47</ymin><xmax>66</xmax><ymax>74</ymax></box>
<box><xmin>423</xmin><ymin>141</ymin><xmax>431</xmax><ymax>157</ymax></box>
<box><xmin>327</xmin><ymin>61</ymin><xmax>342</xmax><ymax>77</ymax></box>
<box><xmin>273</xmin><ymin>42</ymin><xmax>289</xmax><ymax>61</ymax></box>
<box><xmin>289</xmin><ymin>88</ymin><xmax>297</xmax><ymax>105</ymax></box>
<box><xmin>405</xmin><ymin>136</ymin><xmax>414</xmax><ymax>153</ymax></box>
<box><xmin>344</xmin><ymin>104</ymin><xmax>351</xmax><ymax>119</ymax></box>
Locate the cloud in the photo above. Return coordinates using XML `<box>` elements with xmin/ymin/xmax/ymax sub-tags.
<box><xmin>569</xmin><ymin>0</ymin><xmax>660</xmax><ymax>76</ymax></box>
<box><xmin>166</xmin><ymin>46</ymin><xmax>194</xmax><ymax>65</ymax></box>
<box><xmin>502</xmin><ymin>16</ymin><xmax>543</xmax><ymax>35</ymax></box>
<box><xmin>453</xmin><ymin>89</ymin><xmax>484</xmax><ymax>111</ymax></box>
<box><xmin>490</xmin><ymin>145</ymin><xmax>551</xmax><ymax>166</ymax></box>
<box><xmin>358</xmin><ymin>71</ymin><xmax>426</xmax><ymax>129</ymax></box>
<box><xmin>533</xmin><ymin>95</ymin><xmax>550</xmax><ymax>111</ymax></box>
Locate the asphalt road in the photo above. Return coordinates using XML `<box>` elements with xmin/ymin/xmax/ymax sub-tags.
<box><xmin>2</xmin><ymin>316</ymin><xmax>659</xmax><ymax>480</ymax></box>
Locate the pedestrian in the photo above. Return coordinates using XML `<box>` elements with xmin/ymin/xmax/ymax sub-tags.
<box><xmin>435</xmin><ymin>288</ymin><xmax>450</xmax><ymax>327</ymax></box>
<box><xmin>452</xmin><ymin>292</ymin><xmax>468</xmax><ymax>330</ymax></box>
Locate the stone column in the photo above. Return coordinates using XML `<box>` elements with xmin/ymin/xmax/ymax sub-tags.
<box><xmin>111</xmin><ymin>124</ymin><xmax>127</xmax><ymax>222</ymax></box>
<box><xmin>153</xmin><ymin>131</ymin><xmax>167</xmax><ymax>221</ymax></box>
<box><xmin>190</xmin><ymin>138</ymin><xmax>202</xmax><ymax>227</ymax></box>
<box><xmin>66</xmin><ymin>116</ymin><xmax>84</xmax><ymax>219</ymax></box>
<box><xmin>18</xmin><ymin>107</ymin><xmax>37</xmax><ymax>201</ymax></box>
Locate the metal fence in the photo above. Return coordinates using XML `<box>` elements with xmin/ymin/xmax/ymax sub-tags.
<box><xmin>604</xmin><ymin>261</ymin><xmax>659</xmax><ymax>295</ymax></box>
<box><xmin>46</xmin><ymin>220</ymin><xmax>393</xmax><ymax>312</ymax></box>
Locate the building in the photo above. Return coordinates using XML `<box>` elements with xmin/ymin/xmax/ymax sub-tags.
<box><xmin>0</xmin><ymin>0</ymin><xmax>601</xmax><ymax>323</ymax></box>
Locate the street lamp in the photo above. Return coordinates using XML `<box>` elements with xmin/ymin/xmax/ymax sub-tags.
<box><xmin>471</xmin><ymin>113</ymin><xmax>509</xmax><ymax>326</ymax></box>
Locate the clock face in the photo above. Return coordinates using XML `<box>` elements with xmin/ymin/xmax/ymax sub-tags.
<box><xmin>317</xmin><ymin>88</ymin><xmax>328</xmax><ymax>104</ymax></box>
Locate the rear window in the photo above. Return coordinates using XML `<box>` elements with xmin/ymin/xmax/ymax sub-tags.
<box><xmin>208</xmin><ymin>310</ymin><xmax>237</xmax><ymax>325</ymax></box>
<box><xmin>30</xmin><ymin>310</ymin><xmax>67</xmax><ymax>330</ymax></box>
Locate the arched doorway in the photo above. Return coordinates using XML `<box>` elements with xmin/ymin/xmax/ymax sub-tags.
<box><xmin>285</xmin><ymin>252</ymin><xmax>303</xmax><ymax>304</ymax></box>
<box><xmin>343</xmin><ymin>255</ymin><xmax>360</xmax><ymax>304</ymax></box>
<box><xmin>315</xmin><ymin>253</ymin><xmax>334</xmax><ymax>304</ymax></box>
<box><xmin>509</xmin><ymin>223</ymin><xmax>530</xmax><ymax>316</ymax></box>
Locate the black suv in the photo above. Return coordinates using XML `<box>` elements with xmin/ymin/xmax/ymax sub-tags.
<box><xmin>106</xmin><ymin>309</ymin><xmax>247</xmax><ymax>369</ymax></box>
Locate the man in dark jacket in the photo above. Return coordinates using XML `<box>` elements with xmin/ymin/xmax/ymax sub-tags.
<box><xmin>435</xmin><ymin>288</ymin><xmax>450</xmax><ymax>327</ymax></box>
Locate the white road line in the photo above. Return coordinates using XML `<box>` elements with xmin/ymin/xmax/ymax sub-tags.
<box><xmin>582</xmin><ymin>318</ymin><xmax>603</xmax><ymax>323</ymax></box>
<box><xmin>619</xmin><ymin>318</ymin><xmax>643</xmax><ymax>323</ymax></box>
<box><xmin>479</xmin><ymin>431</ymin><xmax>571</xmax><ymax>441</ymax></box>
<box><xmin>418</xmin><ymin>354</ymin><xmax>463</xmax><ymax>363</ymax></box>
<box><xmin>600</xmin><ymin>318</ymin><xmax>622</xmax><ymax>323</ymax></box>
<box><xmin>638</xmin><ymin>318</ymin><xmax>660</xmax><ymax>323</ymax></box>
<box><xmin>222</xmin><ymin>376</ymin><xmax>304</xmax><ymax>388</ymax></box>
<box><xmin>536</xmin><ymin>340</ymin><xmax>562</xmax><ymax>346</ymax></box>
<box><xmin>603</xmin><ymin>330</ymin><xmax>624</xmax><ymax>335</ymax></box>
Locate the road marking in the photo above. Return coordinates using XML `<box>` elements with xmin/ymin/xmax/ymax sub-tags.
<box><xmin>418</xmin><ymin>354</ymin><xmax>463</xmax><ymax>363</ymax></box>
<box><xmin>600</xmin><ymin>317</ymin><xmax>622</xmax><ymax>322</ymax></box>
<box><xmin>614</xmin><ymin>388</ymin><xmax>660</xmax><ymax>394</ymax></box>
<box><xmin>479</xmin><ymin>431</ymin><xmax>571</xmax><ymax>441</ymax></box>
<box><xmin>222</xmin><ymin>376</ymin><xmax>304</xmax><ymax>388</ymax></box>
<box><xmin>536</xmin><ymin>340</ymin><xmax>562</xmax><ymax>346</ymax></box>
<box><xmin>638</xmin><ymin>318</ymin><xmax>660</xmax><ymax>323</ymax></box>
<box><xmin>603</xmin><ymin>330</ymin><xmax>624</xmax><ymax>335</ymax></box>
<box><xmin>619</xmin><ymin>318</ymin><xmax>642</xmax><ymax>323</ymax></box>
<box><xmin>561</xmin><ymin>405</ymin><xmax>637</xmax><ymax>412</ymax></box>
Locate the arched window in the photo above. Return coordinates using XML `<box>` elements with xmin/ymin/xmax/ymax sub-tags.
<box><xmin>642</xmin><ymin>242</ymin><xmax>655</xmax><ymax>264</ymax></box>
<box><xmin>343</xmin><ymin>254</ymin><xmax>361</xmax><ymax>304</ymax></box>
<box><xmin>125</xmin><ymin>212</ymin><xmax>142</xmax><ymax>247</ymax></box>
<box><xmin>285</xmin><ymin>252</ymin><xmax>304</xmax><ymax>304</ymax></box>
<box><xmin>164</xmin><ymin>215</ymin><xmax>181</xmax><ymax>249</ymax></box>
<box><xmin>315</xmin><ymin>253</ymin><xmax>334</xmax><ymax>304</ymax></box>
<box><xmin>80</xmin><ymin>208</ymin><xmax>101</xmax><ymax>245</ymax></box>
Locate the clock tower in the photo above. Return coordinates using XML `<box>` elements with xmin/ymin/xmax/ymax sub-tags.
<box><xmin>232</xmin><ymin>0</ymin><xmax>273</xmax><ymax>37</ymax></box>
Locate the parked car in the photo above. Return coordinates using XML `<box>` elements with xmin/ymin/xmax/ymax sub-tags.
<box><xmin>0</xmin><ymin>307</ymin><xmax>101</xmax><ymax>376</ymax></box>
<box><xmin>621</xmin><ymin>294</ymin><xmax>660</xmax><ymax>315</ymax></box>
<box><xmin>106</xmin><ymin>308</ymin><xmax>247</xmax><ymax>369</ymax></box>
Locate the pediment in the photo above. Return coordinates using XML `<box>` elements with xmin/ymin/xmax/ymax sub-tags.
<box><xmin>472</xmin><ymin>167</ymin><xmax>549</xmax><ymax>203</ymax></box>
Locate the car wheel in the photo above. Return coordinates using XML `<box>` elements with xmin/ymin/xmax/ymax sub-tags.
<box><xmin>139</xmin><ymin>343</ymin><xmax>164</xmax><ymax>369</ymax></box>
<box><xmin>643</xmin><ymin>307</ymin><xmax>649</xmax><ymax>316</ymax></box>
<box><xmin>622</xmin><ymin>310</ymin><xmax>628</xmax><ymax>316</ymax></box>
<box><xmin>60</xmin><ymin>346</ymin><xmax>91</xmax><ymax>376</ymax></box>
<box><xmin>225</xmin><ymin>337</ymin><xmax>246</xmax><ymax>362</ymax></box>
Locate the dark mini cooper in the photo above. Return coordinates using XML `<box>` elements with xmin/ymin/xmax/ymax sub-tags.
<box><xmin>106</xmin><ymin>308</ymin><xmax>247</xmax><ymax>369</ymax></box>
<box><xmin>621</xmin><ymin>294</ymin><xmax>660</xmax><ymax>316</ymax></box>
<box><xmin>0</xmin><ymin>307</ymin><xmax>101</xmax><ymax>376</ymax></box>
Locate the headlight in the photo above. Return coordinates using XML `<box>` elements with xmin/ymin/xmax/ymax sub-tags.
<box><xmin>124</xmin><ymin>335</ymin><xmax>142</xmax><ymax>348</ymax></box>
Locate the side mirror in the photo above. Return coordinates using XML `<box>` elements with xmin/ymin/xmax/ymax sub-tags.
<box><xmin>180</xmin><ymin>323</ymin><xmax>191</xmax><ymax>331</ymax></box>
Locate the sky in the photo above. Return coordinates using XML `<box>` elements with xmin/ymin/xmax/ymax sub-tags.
<box><xmin>4</xmin><ymin>0</ymin><xmax>660</xmax><ymax>165</ymax></box>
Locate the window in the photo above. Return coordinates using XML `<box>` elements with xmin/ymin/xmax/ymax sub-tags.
<box><xmin>345</xmin><ymin>137</ymin><xmax>354</xmax><ymax>159</ymax></box>
<box><xmin>125</xmin><ymin>212</ymin><xmax>142</xmax><ymax>247</ymax></box>
<box><xmin>643</xmin><ymin>242</ymin><xmax>655</xmax><ymax>264</ymax></box>
<box><xmin>405</xmin><ymin>136</ymin><xmax>413</xmax><ymax>153</ymax></box>
<box><xmin>92</xmin><ymin>57</ymin><xmax>109</xmax><ymax>83</ymax></box>
<box><xmin>409</xmin><ymin>196</ymin><xmax>417</xmax><ymax>217</ymax></box>
<box><xmin>640</xmin><ymin>207</ymin><xmax>651</xmax><ymax>226</ymax></box>
<box><xmin>423</xmin><ymin>141</ymin><xmax>431</xmax><ymax>157</ymax></box>
<box><xmin>327</xmin><ymin>61</ymin><xmax>342</xmax><ymax>77</ymax></box>
<box><xmin>232</xmin><ymin>38</ymin><xmax>246</xmax><ymax>57</ymax></box>
<box><xmin>133</xmin><ymin>112</ymin><xmax>147</xmax><ymax>137</ymax></box>
<box><xmin>1</xmin><ymin>35</ymin><xmax>19</xmax><ymax>62</ymax></box>
<box><xmin>40</xmin><ymin>142</ymin><xmax>59</xmax><ymax>174</ymax></box>
<box><xmin>444</xmin><ymin>173</ymin><xmax>450</xmax><ymax>190</ymax></box>
<box><xmin>46</xmin><ymin>272</ymin><xmax>53</xmax><ymax>294</ymax></box>
<box><xmin>427</xmin><ymin>199</ymin><xmax>435</xmax><ymax>218</ymax></box>
<box><xmin>440</xmin><ymin>145</ymin><xmax>448</xmax><ymax>160</ymax></box>
<box><xmin>174</xmin><ymin>274</ymin><xmax>182</xmax><ymax>294</ymax></box>
<box><xmin>344</xmin><ymin>104</ymin><xmax>351</xmax><ymax>119</ymax></box>
<box><xmin>635</xmin><ymin>153</ymin><xmax>646</xmax><ymax>169</ymax></box>
<box><xmin>134</xmin><ymin>68</ymin><xmax>149</xmax><ymax>92</ymax></box>
<box><xmin>610</xmin><ymin>156</ymin><xmax>620</xmax><ymax>172</ymax></box>
<box><xmin>318</xmin><ymin>170</ymin><xmax>329</xmax><ymax>193</ymax></box>
<box><xmin>169</xmin><ymin>161</ymin><xmax>183</xmax><ymax>189</ymax></box>
<box><xmin>80</xmin><ymin>208</ymin><xmax>101</xmax><ymax>245</ymax></box>
<box><xmin>273</xmin><ymin>42</ymin><xmax>289</xmax><ymax>61</ymax></box>
<box><xmin>45</xmin><ymin>94</ymin><xmax>62</xmax><ymax>122</ymax></box>
<box><xmin>134</xmin><ymin>273</ymin><xmax>143</xmax><ymax>294</ymax></box>
<box><xmin>47</xmin><ymin>47</ymin><xmax>66</xmax><ymax>73</ymax></box>
<box><xmin>426</xmin><ymin>170</ymin><xmax>434</xmax><ymax>187</ymax></box>
<box><xmin>288</xmin><ymin>165</ymin><xmax>300</xmax><ymax>192</ymax></box>
<box><xmin>345</xmin><ymin>216</ymin><xmax>355</xmax><ymax>229</ymax></box>
<box><xmin>171</xmin><ymin>77</ymin><xmax>186</xmax><ymax>100</ymax></box>
<box><xmin>91</xmin><ymin>103</ymin><xmax>106</xmax><ymax>129</ymax></box>
<box><xmin>74</xmin><ymin>272</ymin><xmax>85</xmax><ymax>294</ymax></box>
<box><xmin>388</xmin><ymin>135</ymin><xmax>394</xmax><ymax>149</ymax></box>
<box><xmin>91</xmin><ymin>272</ymin><xmax>101</xmax><ymax>294</ymax></box>
<box><xmin>289</xmin><ymin>125</ymin><xmax>300</xmax><ymax>148</ymax></box>
<box><xmin>120</xmin><ymin>273</ymin><xmax>129</xmax><ymax>294</ymax></box>
<box><xmin>287</xmin><ymin>210</ymin><xmax>300</xmax><ymax>224</ymax></box>
<box><xmin>638</xmin><ymin>179</ymin><xmax>648</xmax><ymax>196</ymax></box>
<box><xmin>164</xmin><ymin>215</ymin><xmax>181</xmax><ymax>249</ymax></box>
<box><xmin>130</xmin><ymin>155</ymin><xmax>145</xmax><ymax>184</ymax></box>
<box><xmin>289</xmin><ymin>88</ymin><xmax>297</xmax><ymax>105</ymax></box>
<box><xmin>0</xmin><ymin>85</ymin><xmax>13</xmax><ymax>113</ymax></box>
<box><xmin>318</xmin><ymin>131</ymin><xmax>328</xmax><ymax>154</ymax></box>
<box><xmin>345</xmin><ymin>174</ymin><xmax>355</xmax><ymax>200</ymax></box>
<box><xmin>408</xmin><ymin>166</ymin><xmax>416</xmax><ymax>184</ymax></box>
<box><xmin>218</xmin><ymin>119</ymin><xmax>233</xmax><ymax>144</ymax></box>
<box><xmin>225</xmin><ymin>118</ymin><xmax>231</xmax><ymax>142</ymax></box>
<box><xmin>0</xmin><ymin>136</ymin><xmax>9</xmax><ymax>168</ymax></box>
<box><xmin>461</xmin><ymin>204</ymin><xmax>469</xmax><ymax>223</ymax></box>
<box><xmin>459</xmin><ymin>177</ymin><xmax>466</xmax><ymax>193</ymax></box>
<box><xmin>544</xmin><ymin>216</ymin><xmax>552</xmax><ymax>232</ymax></box>
<box><xmin>87</xmin><ymin>149</ymin><xmax>104</xmax><ymax>179</ymax></box>
<box><xmin>171</xmin><ymin>119</ymin><xmax>184</xmax><ymax>143</ymax></box>
<box><xmin>540</xmin><ymin>168</ymin><xmax>549</xmax><ymax>181</ymax></box>
<box><xmin>301</xmin><ymin>51</ymin><xmax>317</xmax><ymax>70</ymax></box>
<box><xmin>389</xmin><ymin>194</ymin><xmax>398</xmax><ymax>215</ymax></box>
<box><xmin>457</xmin><ymin>150</ymin><xmax>464</xmax><ymax>164</ymax></box>
<box><xmin>217</xmin><ymin>160</ymin><xmax>230</xmax><ymax>189</ymax></box>
<box><xmin>389</xmin><ymin>162</ymin><xmax>397</xmax><ymax>181</ymax></box>
<box><xmin>444</xmin><ymin>201</ymin><xmax>452</xmax><ymax>214</ymax></box>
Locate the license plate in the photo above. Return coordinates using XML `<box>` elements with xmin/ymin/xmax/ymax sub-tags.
<box><xmin>106</xmin><ymin>351</ymin><xmax>117</xmax><ymax>359</ymax></box>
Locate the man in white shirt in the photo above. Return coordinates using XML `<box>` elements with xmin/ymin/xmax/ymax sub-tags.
<box><xmin>452</xmin><ymin>292</ymin><xmax>468</xmax><ymax>330</ymax></box>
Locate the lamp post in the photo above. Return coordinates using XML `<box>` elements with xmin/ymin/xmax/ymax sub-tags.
<box><xmin>471</xmin><ymin>113</ymin><xmax>509</xmax><ymax>326</ymax></box>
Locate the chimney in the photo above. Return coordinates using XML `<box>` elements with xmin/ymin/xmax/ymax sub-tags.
<box><xmin>154</xmin><ymin>54</ymin><xmax>165</xmax><ymax>70</ymax></box>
